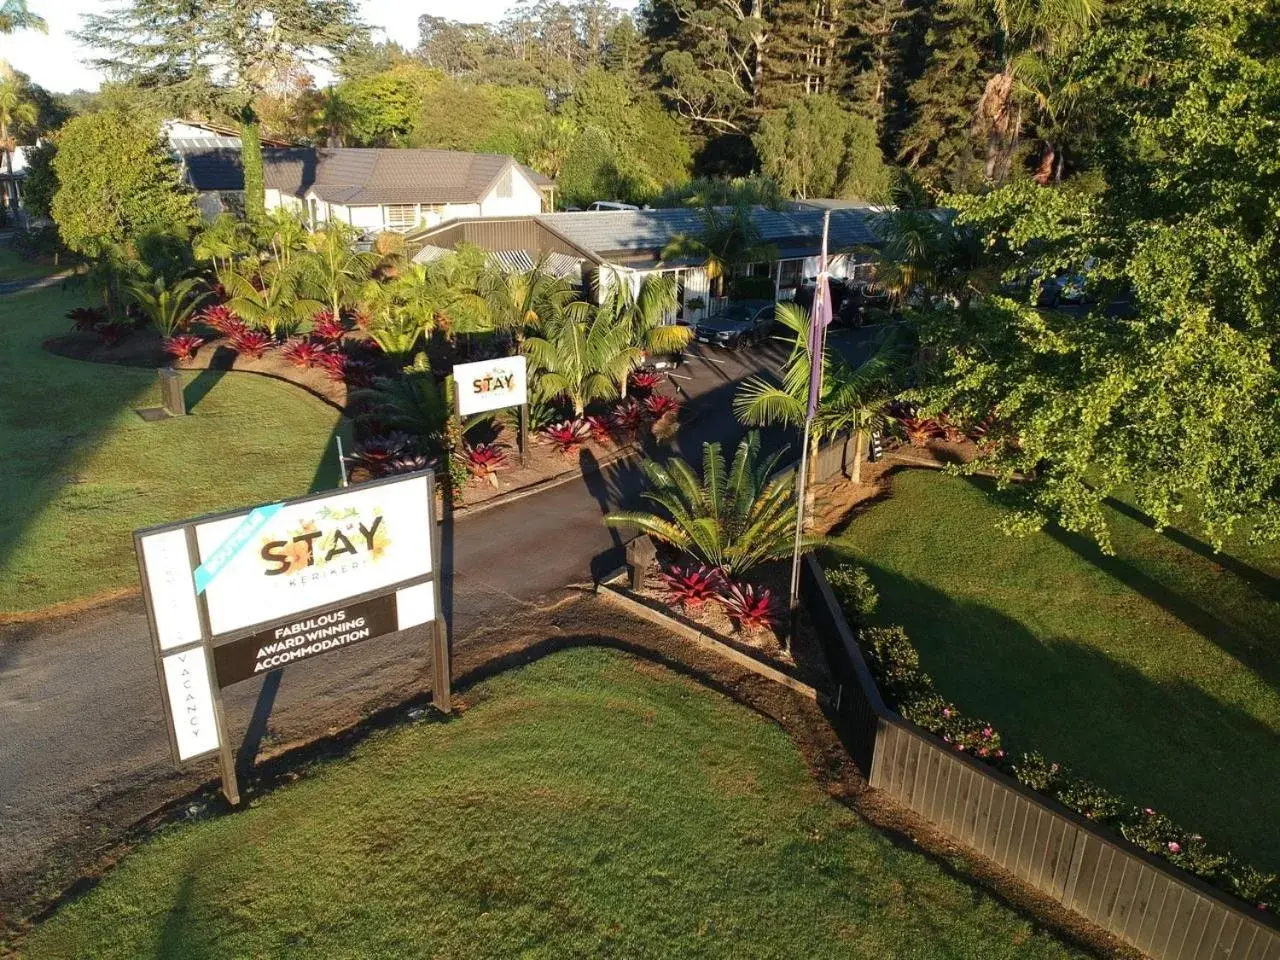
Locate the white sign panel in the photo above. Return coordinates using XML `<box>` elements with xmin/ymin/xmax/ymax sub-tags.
<box><xmin>454</xmin><ymin>356</ymin><xmax>528</xmax><ymax>416</ymax></box>
<box><xmin>194</xmin><ymin>475</ymin><xmax>433</xmax><ymax>637</ymax></box>
<box><xmin>162</xmin><ymin>649</ymin><xmax>220</xmax><ymax>761</ymax></box>
<box><xmin>140</xmin><ymin>528</ymin><xmax>203</xmax><ymax>651</ymax></box>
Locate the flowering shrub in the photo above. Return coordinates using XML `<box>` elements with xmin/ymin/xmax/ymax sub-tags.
<box><xmin>199</xmin><ymin>304</ymin><xmax>243</xmax><ymax>336</ymax></box>
<box><xmin>612</xmin><ymin>398</ymin><xmax>647</xmax><ymax>439</ymax></box>
<box><xmin>718</xmin><ymin>581</ymin><xmax>778</xmax><ymax>632</ymax></box>
<box><xmin>584</xmin><ymin>414</ymin><xmax>614</xmax><ymax>445</ymax></box>
<box><xmin>311</xmin><ymin>311</ymin><xmax>346</xmax><ymax>342</ymax></box>
<box><xmin>229</xmin><ymin>328</ymin><xmax>272</xmax><ymax>359</ymax></box>
<box><xmin>67</xmin><ymin>306</ymin><xmax>106</xmax><ymax>332</ymax></box>
<box><xmin>629</xmin><ymin>370</ymin><xmax>662</xmax><ymax>395</ymax></box>
<box><xmin>465</xmin><ymin>443</ymin><xmax>508</xmax><ymax>485</ymax></box>
<box><xmin>658</xmin><ymin>564</ymin><xmax>722</xmax><ymax>610</ymax></box>
<box><xmin>281</xmin><ymin>338</ymin><xmax>330</xmax><ymax>369</ymax></box>
<box><xmin>644</xmin><ymin>393</ymin><xmax>681</xmax><ymax>420</ymax></box>
<box><xmin>541</xmin><ymin>419</ymin><xmax>591</xmax><ymax>455</ymax></box>
<box><xmin>163</xmin><ymin>334</ymin><xmax>205</xmax><ymax>362</ymax></box>
<box><xmin>828</xmin><ymin>562</ymin><xmax>1279</xmax><ymax>910</ymax></box>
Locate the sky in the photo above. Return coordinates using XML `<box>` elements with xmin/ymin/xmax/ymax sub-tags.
<box><xmin>0</xmin><ymin>0</ymin><xmax>533</xmax><ymax>94</ymax></box>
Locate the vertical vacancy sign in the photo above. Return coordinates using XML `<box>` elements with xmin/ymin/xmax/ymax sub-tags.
<box><xmin>135</xmin><ymin>470</ymin><xmax>449</xmax><ymax>804</ymax></box>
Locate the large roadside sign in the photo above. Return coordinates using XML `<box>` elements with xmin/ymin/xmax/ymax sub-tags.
<box><xmin>134</xmin><ymin>470</ymin><xmax>450</xmax><ymax>804</ymax></box>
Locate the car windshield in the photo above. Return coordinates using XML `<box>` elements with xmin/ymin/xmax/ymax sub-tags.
<box><xmin>706</xmin><ymin>302</ymin><xmax>764</xmax><ymax>326</ymax></box>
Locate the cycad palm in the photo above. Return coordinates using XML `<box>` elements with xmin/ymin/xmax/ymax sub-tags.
<box><xmin>596</xmin><ymin>271</ymin><xmax>692</xmax><ymax>382</ymax></box>
<box><xmin>126</xmin><ymin>275</ymin><xmax>210</xmax><ymax>337</ymax></box>
<box><xmin>605</xmin><ymin>431</ymin><xmax>822</xmax><ymax>576</ymax></box>
<box><xmin>735</xmin><ymin>302</ymin><xmax>899</xmax><ymax>485</ymax></box>
<box><xmin>522</xmin><ymin>304</ymin><xmax>641</xmax><ymax>416</ymax></box>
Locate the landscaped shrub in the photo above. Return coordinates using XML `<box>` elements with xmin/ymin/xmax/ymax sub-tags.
<box><xmin>97</xmin><ymin>321</ymin><xmax>131</xmax><ymax>346</ymax></box>
<box><xmin>825</xmin><ymin>563</ymin><xmax>879</xmax><ymax>619</ymax></box>
<box><xmin>348</xmin><ymin>433</ymin><xmax>413</xmax><ymax>477</ymax></box>
<box><xmin>827</xmin><ymin>562</ymin><xmax>1280</xmax><ymax>909</ymax></box>
<box><xmin>164</xmin><ymin>334</ymin><xmax>205</xmax><ymax>362</ymax></box>
<box><xmin>229</xmin><ymin>328</ymin><xmax>272</xmax><ymax>359</ymax></box>
<box><xmin>198</xmin><ymin>304</ymin><xmax>243</xmax><ymax>336</ymax></box>
<box><xmin>644</xmin><ymin>394</ymin><xmax>681</xmax><ymax>419</ymax></box>
<box><xmin>719</xmin><ymin>581</ymin><xmax>778</xmax><ymax>632</ymax></box>
<box><xmin>658</xmin><ymin>564</ymin><xmax>722</xmax><ymax>611</ymax></box>
<box><xmin>385</xmin><ymin>452</ymin><xmax>431</xmax><ymax>476</ymax></box>
<box><xmin>629</xmin><ymin>370</ymin><xmax>662</xmax><ymax>396</ymax></box>
<box><xmin>341</xmin><ymin>359</ymin><xmax>376</xmax><ymax>389</ymax></box>
<box><xmin>612</xmin><ymin>398</ymin><xmax>648</xmax><ymax>439</ymax></box>
<box><xmin>281</xmin><ymin>338</ymin><xmax>330</xmax><ymax>369</ymax></box>
<box><xmin>584</xmin><ymin>415</ymin><xmax>614</xmax><ymax>445</ymax></box>
<box><xmin>541</xmin><ymin>419</ymin><xmax>591</xmax><ymax>456</ymax></box>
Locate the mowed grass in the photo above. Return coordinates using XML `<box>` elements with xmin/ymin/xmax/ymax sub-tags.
<box><xmin>831</xmin><ymin>469</ymin><xmax>1280</xmax><ymax>871</ymax></box>
<box><xmin>0</xmin><ymin>246</ymin><xmax>65</xmax><ymax>283</ymax></box>
<box><xmin>22</xmin><ymin>648</ymin><xmax>1087</xmax><ymax>960</ymax></box>
<box><xmin>0</xmin><ymin>283</ymin><xmax>348</xmax><ymax>614</ymax></box>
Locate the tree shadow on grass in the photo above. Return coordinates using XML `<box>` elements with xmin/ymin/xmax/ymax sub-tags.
<box><xmin>182</xmin><ymin>365</ymin><xmax>226</xmax><ymax>413</ymax></box>
<box><xmin>852</xmin><ymin>561</ymin><xmax>1280</xmax><ymax>874</ymax></box>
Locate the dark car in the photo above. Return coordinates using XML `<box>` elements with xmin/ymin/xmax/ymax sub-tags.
<box><xmin>693</xmin><ymin>300</ymin><xmax>776</xmax><ymax>348</ymax></box>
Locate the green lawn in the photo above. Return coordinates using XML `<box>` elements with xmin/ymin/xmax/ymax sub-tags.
<box><xmin>22</xmin><ymin>648</ymin><xmax>1086</xmax><ymax>960</ymax></box>
<box><xmin>831</xmin><ymin>469</ymin><xmax>1280</xmax><ymax>872</ymax></box>
<box><xmin>0</xmin><ymin>283</ymin><xmax>348</xmax><ymax>614</ymax></box>
<box><xmin>0</xmin><ymin>246</ymin><xmax>66</xmax><ymax>283</ymax></box>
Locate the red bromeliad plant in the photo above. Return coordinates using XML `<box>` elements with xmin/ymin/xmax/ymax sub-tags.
<box><xmin>584</xmin><ymin>414</ymin><xmax>614</xmax><ymax>445</ymax></box>
<box><xmin>465</xmin><ymin>443</ymin><xmax>508</xmax><ymax>486</ymax></box>
<box><xmin>281</xmin><ymin>338</ymin><xmax>330</xmax><ymax>369</ymax></box>
<box><xmin>643</xmin><ymin>393</ymin><xmax>681</xmax><ymax>420</ymax></box>
<box><xmin>385</xmin><ymin>451</ymin><xmax>431</xmax><ymax>476</ymax></box>
<box><xmin>230</xmin><ymin>328</ymin><xmax>272</xmax><ymax>360</ymax></box>
<box><xmin>629</xmin><ymin>370</ymin><xmax>663</xmax><ymax>396</ymax></box>
<box><xmin>611</xmin><ymin>398</ymin><xmax>648</xmax><ymax>438</ymax></box>
<box><xmin>348</xmin><ymin>433</ymin><xmax>413</xmax><ymax>477</ymax></box>
<box><xmin>311</xmin><ymin>311</ymin><xmax>346</xmax><ymax>342</ymax></box>
<box><xmin>718</xmin><ymin>581</ymin><xmax>779</xmax><ymax>632</ymax></box>
<box><xmin>97</xmin><ymin>321</ymin><xmax>132</xmax><ymax>346</ymax></box>
<box><xmin>315</xmin><ymin>350</ymin><xmax>346</xmax><ymax>380</ymax></box>
<box><xmin>936</xmin><ymin>412</ymin><xmax>968</xmax><ymax>444</ymax></box>
<box><xmin>541</xmin><ymin>419</ymin><xmax>591</xmax><ymax>455</ymax></box>
<box><xmin>344</xmin><ymin>359</ymin><xmax>377</xmax><ymax>388</ymax></box>
<box><xmin>199</xmin><ymin>304</ymin><xmax>243</xmax><ymax>336</ymax></box>
<box><xmin>67</xmin><ymin>306</ymin><xmax>106</xmax><ymax>332</ymax></box>
<box><xmin>659</xmin><ymin>564</ymin><xmax>723</xmax><ymax>610</ymax></box>
<box><xmin>164</xmin><ymin>334</ymin><xmax>205</xmax><ymax>362</ymax></box>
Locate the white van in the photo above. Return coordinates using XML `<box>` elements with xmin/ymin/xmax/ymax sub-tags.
<box><xmin>587</xmin><ymin>201</ymin><xmax>640</xmax><ymax>212</ymax></box>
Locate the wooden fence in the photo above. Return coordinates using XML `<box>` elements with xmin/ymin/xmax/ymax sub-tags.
<box><xmin>801</xmin><ymin>555</ymin><xmax>1280</xmax><ymax>960</ymax></box>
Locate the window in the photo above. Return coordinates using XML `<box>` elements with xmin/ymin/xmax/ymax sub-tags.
<box><xmin>779</xmin><ymin>259</ymin><xmax>803</xmax><ymax>288</ymax></box>
<box><xmin>495</xmin><ymin>170</ymin><xmax>513</xmax><ymax>200</ymax></box>
<box><xmin>385</xmin><ymin>204</ymin><xmax>419</xmax><ymax>231</ymax></box>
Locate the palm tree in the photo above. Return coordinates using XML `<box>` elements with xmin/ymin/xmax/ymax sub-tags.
<box><xmin>300</xmin><ymin>223</ymin><xmax>379</xmax><ymax>318</ymax></box>
<box><xmin>126</xmin><ymin>276</ymin><xmax>210</xmax><ymax>337</ymax></box>
<box><xmin>260</xmin><ymin>208</ymin><xmax>310</xmax><ymax>267</ymax></box>
<box><xmin>869</xmin><ymin>209</ymin><xmax>996</xmax><ymax>309</ymax></box>
<box><xmin>735</xmin><ymin>302</ymin><xmax>900</xmax><ymax>494</ymax></box>
<box><xmin>0</xmin><ymin>0</ymin><xmax>46</xmax><ymax>34</ymax></box>
<box><xmin>660</xmin><ymin>204</ymin><xmax>777</xmax><ymax>298</ymax></box>
<box><xmin>596</xmin><ymin>271</ymin><xmax>692</xmax><ymax>391</ymax></box>
<box><xmin>223</xmin><ymin>261</ymin><xmax>325</xmax><ymax>338</ymax></box>
<box><xmin>193</xmin><ymin>214</ymin><xmax>250</xmax><ymax>276</ymax></box>
<box><xmin>0</xmin><ymin>78</ymin><xmax>37</xmax><ymax>220</ymax></box>
<box><xmin>604</xmin><ymin>431</ymin><xmax>824</xmax><ymax>577</ymax></box>
<box><xmin>522</xmin><ymin>303</ymin><xmax>641</xmax><ymax>416</ymax></box>
<box><xmin>480</xmin><ymin>262</ymin><xmax>578</xmax><ymax>336</ymax></box>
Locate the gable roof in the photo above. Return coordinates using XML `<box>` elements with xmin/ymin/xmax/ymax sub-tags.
<box><xmin>175</xmin><ymin>145</ymin><xmax>553</xmax><ymax>204</ymax></box>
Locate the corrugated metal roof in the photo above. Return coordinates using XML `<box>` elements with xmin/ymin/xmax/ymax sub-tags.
<box><xmin>174</xmin><ymin>145</ymin><xmax>553</xmax><ymax>203</ymax></box>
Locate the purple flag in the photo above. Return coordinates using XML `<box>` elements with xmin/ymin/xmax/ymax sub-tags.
<box><xmin>805</xmin><ymin>212</ymin><xmax>833</xmax><ymax>421</ymax></box>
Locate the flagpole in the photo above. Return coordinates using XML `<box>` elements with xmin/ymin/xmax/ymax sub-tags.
<box><xmin>787</xmin><ymin>210</ymin><xmax>832</xmax><ymax>646</ymax></box>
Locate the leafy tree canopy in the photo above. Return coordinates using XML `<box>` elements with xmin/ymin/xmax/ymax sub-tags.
<box><xmin>754</xmin><ymin>94</ymin><xmax>893</xmax><ymax>200</ymax></box>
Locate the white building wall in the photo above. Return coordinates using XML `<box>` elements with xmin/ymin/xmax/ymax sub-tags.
<box><xmin>479</xmin><ymin>166</ymin><xmax>545</xmax><ymax>218</ymax></box>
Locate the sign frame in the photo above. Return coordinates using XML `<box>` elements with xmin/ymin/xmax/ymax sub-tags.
<box><xmin>135</xmin><ymin>469</ymin><xmax>450</xmax><ymax>806</ymax></box>
<box><xmin>452</xmin><ymin>356</ymin><xmax>530</xmax><ymax>466</ymax></box>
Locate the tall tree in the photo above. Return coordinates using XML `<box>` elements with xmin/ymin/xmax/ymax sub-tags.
<box><xmin>913</xmin><ymin>0</ymin><xmax>1280</xmax><ymax>550</ymax></box>
<box><xmin>0</xmin><ymin>78</ymin><xmax>36</xmax><ymax>219</ymax></box>
<box><xmin>77</xmin><ymin>0</ymin><xmax>365</xmax><ymax>223</ymax></box>
<box><xmin>0</xmin><ymin>0</ymin><xmax>45</xmax><ymax>33</ymax></box>
<box><xmin>754</xmin><ymin>94</ymin><xmax>893</xmax><ymax>200</ymax></box>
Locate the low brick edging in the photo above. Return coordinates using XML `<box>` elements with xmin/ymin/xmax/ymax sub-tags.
<box><xmin>800</xmin><ymin>554</ymin><xmax>1280</xmax><ymax>960</ymax></box>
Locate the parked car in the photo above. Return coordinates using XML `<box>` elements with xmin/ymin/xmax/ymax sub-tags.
<box><xmin>693</xmin><ymin>300</ymin><xmax>776</xmax><ymax>348</ymax></box>
<box><xmin>587</xmin><ymin>200</ymin><xmax>640</xmax><ymax>211</ymax></box>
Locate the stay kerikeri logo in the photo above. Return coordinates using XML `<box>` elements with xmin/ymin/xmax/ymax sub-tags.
<box><xmin>259</xmin><ymin>505</ymin><xmax>390</xmax><ymax>580</ymax></box>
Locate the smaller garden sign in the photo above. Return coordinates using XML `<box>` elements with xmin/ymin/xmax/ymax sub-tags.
<box><xmin>454</xmin><ymin>356</ymin><xmax>529</xmax><ymax>416</ymax></box>
<box><xmin>134</xmin><ymin>471</ymin><xmax>449</xmax><ymax>806</ymax></box>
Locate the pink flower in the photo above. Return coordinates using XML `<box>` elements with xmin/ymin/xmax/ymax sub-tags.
<box><xmin>943</xmin><ymin>708</ymin><xmax>952</xmax><ymax>718</ymax></box>
<box><xmin>1167</xmin><ymin>842</ymin><xmax>1181</xmax><ymax>854</ymax></box>
<box><xmin>996</xmin><ymin>750</ymin><xmax>1005</xmax><ymax>758</ymax></box>
<box><xmin>1191</xmin><ymin>834</ymin><xmax>1202</xmax><ymax>841</ymax></box>
<box><xmin>1144</xmin><ymin>807</ymin><xmax>1155</xmax><ymax>816</ymax></box>
<box><xmin>978</xmin><ymin>747</ymin><xmax>989</xmax><ymax>757</ymax></box>
<box><xmin>943</xmin><ymin>735</ymin><xmax>951</xmax><ymax>742</ymax></box>
<box><xmin>982</xmin><ymin>726</ymin><xmax>993</xmax><ymax>738</ymax></box>
<box><xmin>1258</xmin><ymin>903</ymin><xmax>1268</xmax><ymax>911</ymax></box>
<box><xmin>1050</xmin><ymin>763</ymin><xmax>1060</xmax><ymax>773</ymax></box>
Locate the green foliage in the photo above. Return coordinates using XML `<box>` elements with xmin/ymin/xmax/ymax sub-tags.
<box><xmin>605</xmin><ymin>431</ymin><xmax>823</xmax><ymax>575</ymax></box>
<box><xmin>661</xmin><ymin>205</ymin><xmax>776</xmax><ymax>292</ymax></box>
<box><xmin>825</xmin><ymin>563</ymin><xmax>879</xmax><ymax>619</ymax></box>
<box><xmin>333</xmin><ymin>63</ymin><xmax>437</xmax><ymax>146</ymax></box>
<box><xmin>300</xmin><ymin>223</ymin><xmax>379</xmax><ymax>317</ymax></box>
<box><xmin>596</xmin><ymin>271</ymin><xmax>692</xmax><ymax>359</ymax></box>
<box><xmin>19</xmin><ymin>138</ymin><xmax>57</xmax><ymax>221</ymax></box>
<box><xmin>351</xmin><ymin>357</ymin><xmax>449</xmax><ymax>446</ymax></box>
<box><xmin>522</xmin><ymin>302</ymin><xmax>641</xmax><ymax>416</ymax></box>
<box><xmin>222</xmin><ymin>260</ymin><xmax>324</xmax><ymax>338</ymax></box>
<box><xmin>754</xmin><ymin>95</ymin><xmax>893</xmax><ymax>201</ymax></box>
<box><xmin>50</xmin><ymin>109</ymin><xmax>198</xmax><ymax>257</ymax></box>
<box><xmin>558</xmin><ymin>127</ymin><xmax>630</xmax><ymax>208</ymax></box>
<box><xmin>194</xmin><ymin>214</ymin><xmax>254</xmax><ymax>274</ymax></box>
<box><xmin>0</xmin><ymin>0</ymin><xmax>45</xmax><ymax>33</ymax></box>
<box><xmin>125</xmin><ymin>275</ymin><xmax>209</xmax><ymax>338</ymax></box>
